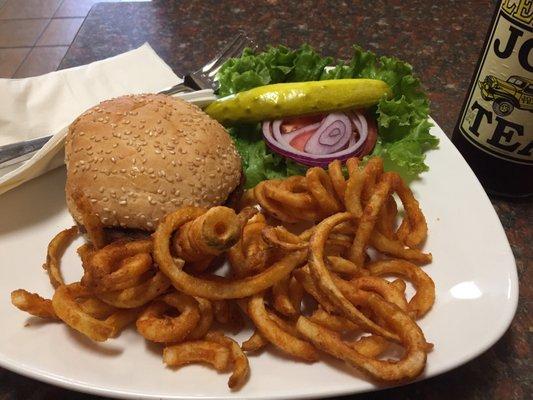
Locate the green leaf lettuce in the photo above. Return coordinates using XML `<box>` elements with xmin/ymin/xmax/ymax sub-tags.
<box><xmin>217</xmin><ymin>44</ymin><xmax>439</xmax><ymax>187</ymax></box>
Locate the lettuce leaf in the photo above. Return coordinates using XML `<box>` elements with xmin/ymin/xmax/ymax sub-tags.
<box><xmin>217</xmin><ymin>44</ymin><xmax>438</xmax><ymax>186</ymax></box>
<box><xmin>228</xmin><ymin>125</ymin><xmax>306</xmax><ymax>188</ymax></box>
<box><xmin>372</xmin><ymin>119</ymin><xmax>438</xmax><ymax>178</ymax></box>
<box><xmin>217</xmin><ymin>45</ymin><xmax>331</xmax><ymax>97</ymax></box>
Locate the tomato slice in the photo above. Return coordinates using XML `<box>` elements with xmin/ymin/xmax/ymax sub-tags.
<box><xmin>360</xmin><ymin>115</ymin><xmax>378</xmax><ymax>155</ymax></box>
<box><xmin>281</xmin><ymin>115</ymin><xmax>324</xmax><ymax>133</ymax></box>
<box><xmin>289</xmin><ymin>131</ymin><xmax>315</xmax><ymax>152</ymax></box>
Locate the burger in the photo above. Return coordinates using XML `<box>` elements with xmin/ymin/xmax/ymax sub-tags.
<box><xmin>65</xmin><ymin>94</ymin><xmax>242</xmax><ymax>231</ymax></box>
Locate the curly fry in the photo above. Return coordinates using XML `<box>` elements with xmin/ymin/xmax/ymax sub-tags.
<box><xmin>247</xmin><ymin>293</ymin><xmax>318</xmax><ymax>362</ymax></box>
<box><xmin>136</xmin><ymin>292</ymin><xmax>200</xmax><ymax>343</ymax></box>
<box><xmin>206</xmin><ymin>331</ymin><xmax>250</xmax><ymax>389</ymax></box>
<box><xmin>11</xmin><ymin>289</ymin><xmax>58</xmax><ymax>319</ymax></box>
<box><xmin>72</xmin><ymin>191</ymin><xmax>106</xmax><ymax>249</ymax></box>
<box><xmin>43</xmin><ymin>226</ymin><xmax>78</xmax><ymax>288</ymax></box>
<box><xmin>163</xmin><ymin>341</ymin><xmax>230</xmax><ymax>372</ymax></box>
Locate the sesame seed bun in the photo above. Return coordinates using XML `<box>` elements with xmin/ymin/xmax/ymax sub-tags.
<box><xmin>65</xmin><ymin>94</ymin><xmax>242</xmax><ymax>231</ymax></box>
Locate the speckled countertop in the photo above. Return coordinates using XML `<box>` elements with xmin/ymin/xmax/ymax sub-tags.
<box><xmin>1</xmin><ymin>0</ymin><xmax>531</xmax><ymax>399</ymax></box>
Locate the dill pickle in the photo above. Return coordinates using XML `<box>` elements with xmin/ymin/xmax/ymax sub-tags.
<box><xmin>205</xmin><ymin>79</ymin><xmax>391</xmax><ymax>124</ymax></box>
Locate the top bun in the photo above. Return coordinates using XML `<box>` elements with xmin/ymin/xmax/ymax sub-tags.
<box><xmin>65</xmin><ymin>94</ymin><xmax>242</xmax><ymax>231</ymax></box>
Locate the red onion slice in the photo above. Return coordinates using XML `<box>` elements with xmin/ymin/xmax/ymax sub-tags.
<box><xmin>271</xmin><ymin>120</ymin><xmax>283</xmax><ymax>143</ymax></box>
<box><xmin>304</xmin><ymin>113</ymin><xmax>352</xmax><ymax>155</ymax></box>
<box><xmin>262</xmin><ymin>111</ymin><xmax>376</xmax><ymax>166</ymax></box>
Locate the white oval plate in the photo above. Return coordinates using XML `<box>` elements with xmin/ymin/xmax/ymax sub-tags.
<box><xmin>0</xmin><ymin>121</ymin><xmax>518</xmax><ymax>399</ymax></box>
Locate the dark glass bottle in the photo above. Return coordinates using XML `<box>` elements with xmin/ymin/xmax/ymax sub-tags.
<box><xmin>451</xmin><ymin>0</ymin><xmax>532</xmax><ymax>198</ymax></box>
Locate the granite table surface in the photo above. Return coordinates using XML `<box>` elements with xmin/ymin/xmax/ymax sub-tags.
<box><xmin>1</xmin><ymin>0</ymin><xmax>531</xmax><ymax>399</ymax></box>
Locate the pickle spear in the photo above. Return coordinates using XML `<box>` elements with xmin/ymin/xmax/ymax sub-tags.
<box><xmin>205</xmin><ymin>79</ymin><xmax>391</xmax><ymax>124</ymax></box>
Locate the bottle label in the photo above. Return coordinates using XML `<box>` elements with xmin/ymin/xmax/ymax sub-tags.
<box><xmin>458</xmin><ymin>0</ymin><xmax>532</xmax><ymax>165</ymax></box>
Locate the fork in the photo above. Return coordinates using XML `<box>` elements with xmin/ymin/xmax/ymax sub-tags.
<box><xmin>0</xmin><ymin>32</ymin><xmax>254</xmax><ymax>169</ymax></box>
<box><xmin>159</xmin><ymin>31</ymin><xmax>253</xmax><ymax>95</ymax></box>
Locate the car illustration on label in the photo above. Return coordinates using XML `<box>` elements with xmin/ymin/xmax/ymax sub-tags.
<box><xmin>478</xmin><ymin>75</ymin><xmax>533</xmax><ymax>116</ymax></box>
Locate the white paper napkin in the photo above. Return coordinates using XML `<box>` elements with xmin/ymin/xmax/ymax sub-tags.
<box><xmin>0</xmin><ymin>43</ymin><xmax>216</xmax><ymax>195</ymax></box>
